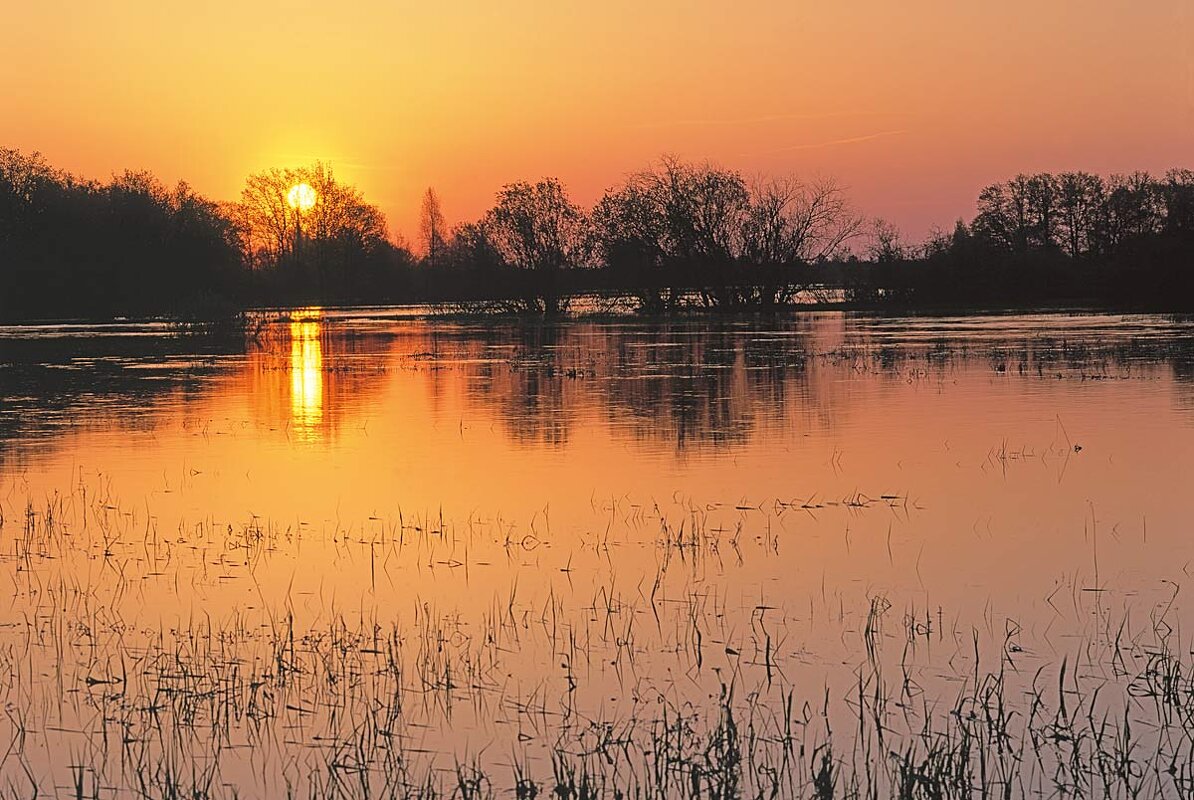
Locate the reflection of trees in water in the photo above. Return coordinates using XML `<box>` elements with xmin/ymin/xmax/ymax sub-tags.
<box><xmin>0</xmin><ymin>332</ymin><xmax>241</xmax><ymax>464</ymax></box>
<box><xmin>5</xmin><ymin>314</ymin><xmax>1194</xmax><ymax>464</ymax></box>
<box><xmin>441</xmin><ymin>316</ymin><xmax>1194</xmax><ymax>451</ymax></box>
<box><xmin>427</xmin><ymin>323</ymin><xmax>573</xmax><ymax>446</ymax></box>
<box><xmin>1170</xmin><ymin>340</ymin><xmax>1194</xmax><ymax>415</ymax></box>
<box><xmin>502</xmin><ymin>368</ymin><xmax>570</xmax><ymax>446</ymax></box>
<box><xmin>592</xmin><ymin>323</ymin><xmax>816</xmax><ymax>449</ymax></box>
<box><xmin>447</xmin><ymin>319</ymin><xmax>841</xmax><ymax>450</ymax></box>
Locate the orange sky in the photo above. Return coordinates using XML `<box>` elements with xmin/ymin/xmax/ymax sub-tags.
<box><xmin>3</xmin><ymin>1</ymin><xmax>1191</xmax><ymax>245</ymax></box>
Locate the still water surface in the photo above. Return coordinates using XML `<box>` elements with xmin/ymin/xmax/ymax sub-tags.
<box><xmin>2</xmin><ymin>310</ymin><xmax>1193</xmax><ymax>796</ymax></box>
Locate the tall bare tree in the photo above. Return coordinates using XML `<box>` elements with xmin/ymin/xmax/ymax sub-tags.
<box><xmin>419</xmin><ymin>187</ymin><xmax>447</xmax><ymax>264</ymax></box>
<box><xmin>866</xmin><ymin>218</ymin><xmax>905</xmax><ymax>262</ymax></box>
<box><xmin>486</xmin><ymin>179</ymin><xmax>589</xmax><ymax>272</ymax></box>
<box><xmin>1161</xmin><ymin>168</ymin><xmax>1194</xmax><ymax>234</ymax></box>
<box><xmin>483</xmin><ymin>178</ymin><xmax>590</xmax><ymax>313</ymax></box>
<box><xmin>1097</xmin><ymin>172</ymin><xmax>1162</xmax><ymax>252</ymax></box>
<box><xmin>743</xmin><ymin>175</ymin><xmax>861</xmax><ymax>265</ymax></box>
<box><xmin>1056</xmin><ymin>172</ymin><xmax>1104</xmax><ymax>258</ymax></box>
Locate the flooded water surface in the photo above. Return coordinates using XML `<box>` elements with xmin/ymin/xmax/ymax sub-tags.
<box><xmin>3</xmin><ymin>310</ymin><xmax>1194</xmax><ymax>798</ymax></box>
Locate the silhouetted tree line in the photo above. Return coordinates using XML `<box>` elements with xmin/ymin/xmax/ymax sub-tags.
<box><xmin>229</xmin><ymin>162</ymin><xmax>416</xmax><ymax>305</ymax></box>
<box><xmin>0</xmin><ymin>149</ymin><xmax>244</xmax><ymax>320</ymax></box>
<box><xmin>420</xmin><ymin>158</ymin><xmax>862</xmax><ymax>313</ymax></box>
<box><xmin>2</xmin><ymin>147</ymin><xmax>1192</xmax><ymax>321</ymax></box>
<box><xmin>408</xmin><ymin>161</ymin><xmax>1194</xmax><ymax>313</ymax></box>
<box><xmin>856</xmin><ymin>169</ymin><xmax>1194</xmax><ymax>308</ymax></box>
<box><xmin>0</xmin><ymin>150</ymin><xmax>417</xmax><ymax>320</ymax></box>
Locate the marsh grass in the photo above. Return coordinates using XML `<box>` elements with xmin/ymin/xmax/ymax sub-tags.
<box><xmin>0</xmin><ymin>477</ymin><xmax>1192</xmax><ymax>800</ymax></box>
<box><xmin>2</xmin><ymin>314</ymin><xmax>1194</xmax><ymax>797</ymax></box>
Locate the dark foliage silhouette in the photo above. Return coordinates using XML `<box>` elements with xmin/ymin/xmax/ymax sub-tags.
<box><xmin>879</xmin><ymin>169</ymin><xmax>1194</xmax><ymax>309</ymax></box>
<box><xmin>418</xmin><ymin>187</ymin><xmax>447</xmax><ymax>266</ymax></box>
<box><xmin>0</xmin><ymin>149</ymin><xmax>242</xmax><ymax>320</ymax></box>
<box><xmin>229</xmin><ymin>162</ymin><xmax>415</xmax><ymax>305</ymax></box>
<box><xmin>1</xmin><ymin>148</ymin><xmax>1191</xmax><ymax>320</ymax></box>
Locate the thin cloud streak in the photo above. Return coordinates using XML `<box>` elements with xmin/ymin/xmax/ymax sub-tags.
<box><xmin>743</xmin><ymin>129</ymin><xmax>909</xmax><ymax>156</ymax></box>
<box><xmin>636</xmin><ymin>111</ymin><xmax>901</xmax><ymax>129</ymax></box>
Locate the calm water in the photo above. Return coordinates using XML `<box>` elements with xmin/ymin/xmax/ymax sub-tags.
<box><xmin>2</xmin><ymin>310</ymin><xmax>1194</xmax><ymax>796</ymax></box>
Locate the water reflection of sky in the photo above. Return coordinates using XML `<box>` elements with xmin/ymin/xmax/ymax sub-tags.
<box><xmin>4</xmin><ymin>312</ymin><xmax>1194</xmax><ymax>794</ymax></box>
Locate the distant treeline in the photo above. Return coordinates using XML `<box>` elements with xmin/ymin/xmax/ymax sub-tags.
<box><xmin>1</xmin><ymin>148</ymin><xmax>1191</xmax><ymax>321</ymax></box>
<box><xmin>0</xmin><ymin>151</ymin><xmax>408</xmax><ymax>321</ymax></box>
<box><xmin>869</xmin><ymin>170</ymin><xmax>1194</xmax><ymax>308</ymax></box>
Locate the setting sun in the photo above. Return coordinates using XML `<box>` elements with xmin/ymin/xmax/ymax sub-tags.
<box><xmin>287</xmin><ymin>182</ymin><xmax>317</xmax><ymax>212</ymax></box>
<box><xmin>2</xmin><ymin>3</ymin><xmax>1194</xmax><ymax>798</ymax></box>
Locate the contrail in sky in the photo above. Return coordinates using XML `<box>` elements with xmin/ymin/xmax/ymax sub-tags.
<box><xmin>743</xmin><ymin>129</ymin><xmax>909</xmax><ymax>156</ymax></box>
<box><xmin>637</xmin><ymin>111</ymin><xmax>901</xmax><ymax>128</ymax></box>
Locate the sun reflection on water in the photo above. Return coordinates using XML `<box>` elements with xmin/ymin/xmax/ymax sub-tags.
<box><xmin>289</xmin><ymin>309</ymin><xmax>323</xmax><ymax>436</ymax></box>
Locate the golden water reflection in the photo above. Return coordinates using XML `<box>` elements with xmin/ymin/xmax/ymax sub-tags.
<box><xmin>288</xmin><ymin>310</ymin><xmax>324</xmax><ymax>437</ymax></box>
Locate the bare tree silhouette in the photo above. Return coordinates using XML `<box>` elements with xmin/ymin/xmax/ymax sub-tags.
<box><xmin>482</xmin><ymin>178</ymin><xmax>591</xmax><ymax>313</ymax></box>
<box><xmin>2</xmin><ymin>147</ymin><xmax>1193</xmax><ymax>320</ymax></box>
<box><xmin>419</xmin><ymin>187</ymin><xmax>447</xmax><ymax>265</ymax></box>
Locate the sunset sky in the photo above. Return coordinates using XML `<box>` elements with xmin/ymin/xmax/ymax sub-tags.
<box><xmin>4</xmin><ymin>0</ymin><xmax>1191</xmax><ymax>245</ymax></box>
